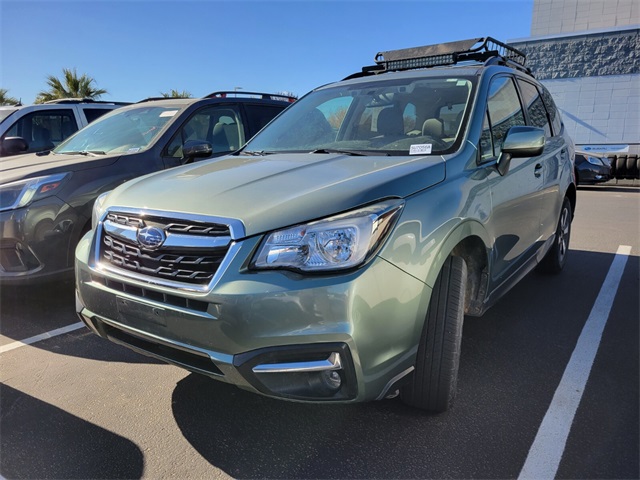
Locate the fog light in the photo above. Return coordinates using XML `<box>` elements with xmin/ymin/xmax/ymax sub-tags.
<box><xmin>322</xmin><ymin>370</ymin><xmax>342</xmax><ymax>390</ymax></box>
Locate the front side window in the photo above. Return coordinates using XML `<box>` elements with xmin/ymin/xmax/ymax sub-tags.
<box><xmin>165</xmin><ymin>105</ymin><xmax>244</xmax><ymax>158</ymax></box>
<box><xmin>243</xmin><ymin>76</ymin><xmax>475</xmax><ymax>156</ymax></box>
<box><xmin>4</xmin><ymin>110</ymin><xmax>78</xmax><ymax>152</ymax></box>
<box><xmin>55</xmin><ymin>105</ymin><xmax>179</xmax><ymax>155</ymax></box>
<box><xmin>485</xmin><ymin>76</ymin><xmax>526</xmax><ymax>157</ymax></box>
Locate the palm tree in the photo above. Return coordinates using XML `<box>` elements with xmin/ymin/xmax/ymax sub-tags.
<box><xmin>160</xmin><ymin>89</ymin><xmax>192</xmax><ymax>98</ymax></box>
<box><xmin>0</xmin><ymin>88</ymin><xmax>19</xmax><ymax>105</ymax></box>
<box><xmin>35</xmin><ymin>68</ymin><xmax>107</xmax><ymax>103</ymax></box>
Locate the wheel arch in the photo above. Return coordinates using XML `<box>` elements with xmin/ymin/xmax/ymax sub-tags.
<box><xmin>426</xmin><ymin>220</ymin><xmax>491</xmax><ymax>317</ymax></box>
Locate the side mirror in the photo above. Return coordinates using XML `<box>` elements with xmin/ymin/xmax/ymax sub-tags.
<box><xmin>0</xmin><ymin>136</ymin><xmax>29</xmax><ymax>157</ymax></box>
<box><xmin>496</xmin><ymin>126</ymin><xmax>545</xmax><ymax>176</ymax></box>
<box><xmin>182</xmin><ymin>140</ymin><xmax>213</xmax><ymax>164</ymax></box>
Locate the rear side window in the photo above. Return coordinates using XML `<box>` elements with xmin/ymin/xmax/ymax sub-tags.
<box><xmin>244</xmin><ymin>104</ymin><xmax>286</xmax><ymax>136</ymax></box>
<box><xmin>83</xmin><ymin>108</ymin><xmax>112</xmax><ymax>124</ymax></box>
<box><xmin>539</xmin><ymin>86</ymin><xmax>562</xmax><ymax>135</ymax></box>
<box><xmin>481</xmin><ymin>76</ymin><xmax>526</xmax><ymax>160</ymax></box>
<box><xmin>3</xmin><ymin>110</ymin><xmax>78</xmax><ymax>152</ymax></box>
<box><xmin>517</xmin><ymin>79</ymin><xmax>552</xmax><ymax>137</ymax></box>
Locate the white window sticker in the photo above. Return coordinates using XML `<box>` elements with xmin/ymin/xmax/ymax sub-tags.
<box><xmin>160</xmin><ymin>110</ymin><xmax>178</xmax><ymax>117</ymax></box>
<box><xmin>127</xmin><ymin>147</ymin><xmax>141</xmax><ymax>153</ymax></box>
<box><xmin>409</xmin><ymin>144</ymin><xmax>432</xmax><ymax>155</ymax></box>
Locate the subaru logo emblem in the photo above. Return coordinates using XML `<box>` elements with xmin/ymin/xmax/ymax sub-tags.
<box><xmin>137</xmin><ymin>226</ymin><xmax>166</xmax><ymax>250</ymax></box>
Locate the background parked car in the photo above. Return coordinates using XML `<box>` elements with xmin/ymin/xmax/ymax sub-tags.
<box><xmin>574</xmin><ymin>150</ymin><xmax>612</xmax><ymax>185</ymax></box>
<box><xmin>0</xmin><ymin>91</ymin><xmax>293</xmax><ymax>285</ymax></box>
<box><xmin>0</xmin><ymin>98</ymin><xmax>129</xmax><ymax>157</ymax></box>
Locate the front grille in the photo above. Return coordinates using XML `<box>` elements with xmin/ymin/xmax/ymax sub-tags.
<box><xmin>99</xmin><ymin>212</ymin><xmax>232</xmax><ymax>286</ymax></box>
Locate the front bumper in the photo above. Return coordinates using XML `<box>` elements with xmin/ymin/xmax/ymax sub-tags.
<box><xmin>0</xmin><ymin>198</ymin><xmax>82</xmax><ymax>285</ymax></box>
<box><xmin>75</xmin><ymin>232</ymin><xmax>430</xmax><ymax>403</ymax></box>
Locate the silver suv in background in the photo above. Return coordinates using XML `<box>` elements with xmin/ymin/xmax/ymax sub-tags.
<box><xmin>0</xmin><ymin>99</ymin><xmax>129</xmax><ymax>157</ymax></box>
<box><xmin>76</xmin><ymin>38</ymin><xmax>576</xmax><ymax>412</ymax></box>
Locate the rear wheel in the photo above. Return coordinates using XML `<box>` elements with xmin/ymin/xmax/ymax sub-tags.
<box><xmin>539</xmin><ymin>197</ymin><xmax>572</xmax><ymax>273</ymax></box>
<box><xmin>400</xmin><ymin>256</ymin><xmax>467</xmax><ymax>412</ymax></box>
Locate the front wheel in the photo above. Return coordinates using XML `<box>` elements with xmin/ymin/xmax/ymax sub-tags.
<box><xmin>539</xmin><ymin>197</ymin><xmax>572</xmax><ymax>273</ymax></box>
<box><xmin>400</xmin><ymin>256</ymin><xmax>467</xmax><ymax>412</ymax></box>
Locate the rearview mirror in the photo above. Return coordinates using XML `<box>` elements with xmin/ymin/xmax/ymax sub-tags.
<box><xmin>497</xmin><ymin>126</ymin><xmax>545</xmax><ymax>176</ymax></box>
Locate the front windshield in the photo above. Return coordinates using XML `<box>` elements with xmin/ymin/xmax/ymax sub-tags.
<box><xmin>244</xmin><ymin>75</ymin><xmax>475</xmax><ymax>156</ymax></box>
<box><xmin>54</xmin><ymin>105</ymin><xmax>182</xmax><ymax>155</ymax></box>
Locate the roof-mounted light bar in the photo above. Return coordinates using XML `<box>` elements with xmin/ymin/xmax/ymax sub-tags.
<box><xmin>374</xmin><ymin>37</ymin><xmax>526</xmax><ymax>71</ymax></box>
<box><xmin>342</xmin><ymin>37</ymin><xmax>531</xmax><ymax>81</ymax></box>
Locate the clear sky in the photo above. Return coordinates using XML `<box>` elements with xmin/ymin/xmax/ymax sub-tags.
<box><xmin>0</xmin><ymin>0</ymin><xmax>534</xmax><ymax>104</ymax></box>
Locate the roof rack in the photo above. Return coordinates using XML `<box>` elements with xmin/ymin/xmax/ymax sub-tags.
<box><xmin>43</xmin><ymin>98</ymin><xmax>131</xmax><ymax>105</ymax></box>
<box><xmin>203</xmin><ymin>91</ymin><xmax>296</xmax><ymax>103</ymax></box>
<box><xmin>344</xmin><ymin>37</ymin><xmax>530</xmax><ymax>80</ymax></box>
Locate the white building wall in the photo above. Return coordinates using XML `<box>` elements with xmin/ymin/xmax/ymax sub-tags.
<box><xmin>542</xmin><ymin>74</ymin><xmax>640</xmax><ymax>148</ymax></box>
<box><xmin>531</xmin><ymin>0</ymin><xmax>640</xmax><ymax>36</ymax></box>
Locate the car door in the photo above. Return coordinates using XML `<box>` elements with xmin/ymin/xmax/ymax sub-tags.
<box><xmin>516</xmin><ymin>79</ymin><xmax>565</xmax><ymax>240</ymax></box>
<box><xmin>480</xmin><ymin>75</ymin><xmax>544</xmax><ymax>289</ymax></box>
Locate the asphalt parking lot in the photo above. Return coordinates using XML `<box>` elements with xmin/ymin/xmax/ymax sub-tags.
<box><xmin>1</xmin><ymin>184</ymin><xmax>638</xmax><ymax>479</ymax></box>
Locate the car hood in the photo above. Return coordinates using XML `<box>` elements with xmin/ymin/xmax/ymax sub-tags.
<box><xmin>105</xmin><ymin>152</ymin><xmax>445</xmax><ymax>237</ymax></box>
<box><xmin>0</xmin><ymin>152</ymin><xmax>120</xmax><ymax>183</ymax></box>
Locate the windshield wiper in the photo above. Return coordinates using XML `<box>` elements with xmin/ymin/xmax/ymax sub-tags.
<box><xmin>56</xmin><ymin>150</ymin><xmax>106</xmax><ymax>156</ymax></box>
<box><xmin>311</xmin><ymin>148</ymin><xmax>390</xmax><ymax>156</ymax></box>
<box><xmin>242</xmin><ymin>150</ymin><xmax>275</xmax><ymax>156</ymax></box>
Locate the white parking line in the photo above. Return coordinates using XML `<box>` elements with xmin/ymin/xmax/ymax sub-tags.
<box><xmin>519</xmin><ymin>245</ymin><xmax>632</xmax><ymax>480</ymax></box>
<box><xmin>0</xmin><ymin>322</ymin><xmax>85</xmax><ymax>355</ymax></box>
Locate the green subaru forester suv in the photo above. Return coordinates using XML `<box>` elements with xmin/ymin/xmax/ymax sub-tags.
<box><xmin>75</xmin><ymin>38</ymin><xmax>576</xmax><ymax>412</ymax></box>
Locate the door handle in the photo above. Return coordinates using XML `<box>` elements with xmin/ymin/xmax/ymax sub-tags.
<box><xmin>534</xmin><ymin>164</ymin><xmax>543</xmax><ymax>178</ymax></box>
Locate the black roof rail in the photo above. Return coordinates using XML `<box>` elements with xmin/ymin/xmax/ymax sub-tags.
<box><xmin>344</xmin><ymin>37</ymin><xmax>531</xmax><ymax>80</ymax></box>
<box><xmin>134</xmin><ymin>96</ymin><xmax>183</xmax><ymax>104</ymax></box>
<box><xmin>43</xmin><ymin>98</ymin><xmax>131</xmax><ymax>105</ymax></box>
<box><xmin>203</xmin><ymin>91</ymin><xmax>296</xmax><ymax>103</ymax></box>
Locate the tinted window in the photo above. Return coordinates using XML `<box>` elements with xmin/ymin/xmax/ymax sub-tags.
<box><xmin>3</xmin><ymin>110</ymin><xmax>78</xmax><ymax>153</ymax></box>
<box><xmin>83</xmin><ymin>108</ymin><xmax>112</xmax><ymax>124</ymax></box>
<box><xmin>244</xmin><ymin>104</ymin><xmax>286</xmax><ymax>136</ymax></box>
<box><xmin>517</xmin><ymin>79</ymin><xmax>551</xmax><ymax>137</ymax></box>
<box><xmin>539</xmin><ymin>86</ymin><xmax>562</xmax><ymax>135</ymax></box>
<box><xmin>485</xmin><ymin>76</ymin><xmax>526</xmax><ymax>156</ymax></box>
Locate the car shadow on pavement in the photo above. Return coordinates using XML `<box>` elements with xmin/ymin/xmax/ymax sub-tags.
<box><xmin>170</xmin><ymin>249</ymin><xmax>638</xmax><ymax>479</ymax></box>
<box><xmin>0</xmin><ymin>280</ymin><xmax>163</xmax><ymax>365</ymax></box>
<box><xmin>0</xmin><ymin>383</ymin><xmax>144</xmax><ymax>479</ymax></box>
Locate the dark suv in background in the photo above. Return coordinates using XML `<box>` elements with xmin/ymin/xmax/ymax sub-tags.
<box><xmin>0</xmin><ymin>91</ymin><xmax>293</xmax><ymax>285</ymax></box>
<box><xmin>0</xmin><ymin>99</ymin><xmax>129</xmax><ymax>157</ymax></box>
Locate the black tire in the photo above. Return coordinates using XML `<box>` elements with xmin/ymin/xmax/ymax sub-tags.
<box><xmin>400</xmin><ymin>256</ymin><xmax>467</xmax><ymax>412</ymax></box>
<box><xmin>539</xmin><ymin>197</ymin><xmax>572</xmax><ymax>273</ymax></box>
<box><xmin>616</xmin><ymin>156</ymin><xmax>627</xmax><ymax>179</ymax></box>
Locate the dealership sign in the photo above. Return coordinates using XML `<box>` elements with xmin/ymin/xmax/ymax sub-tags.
<box><xmin>581</xmin><ymin>144</ymin><xmax>629</xmax><ymax>153</ymax></box>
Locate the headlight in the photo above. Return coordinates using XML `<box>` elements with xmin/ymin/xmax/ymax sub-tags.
<box><xmin>0</xmin><ymin>173</ymin><xmax>70</xmax><ymax>212</ymax></box>
<box><xmin>586</xmin><ymin>156</ymin><xmax>604</xmax><ymax>166</ymax></box>
<box><xmin>252</xmin><ymin>199</ymin><xmax>404</xmax><ymax>272</ymax></box>
<box><xmin>92</xmin><ymin>191</ymin><xmax>111</xmax><ymax>230</ymax></box>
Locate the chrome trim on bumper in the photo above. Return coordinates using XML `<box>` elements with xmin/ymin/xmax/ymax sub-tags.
<box><xmin>252</xmin><ymin>352</ymin><xmax>342</xmax><ymax>373</ymax></box>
